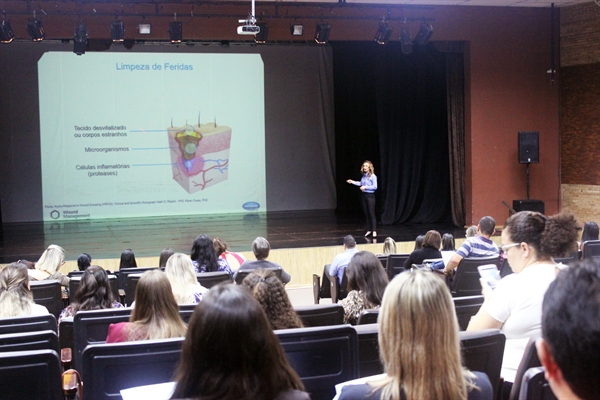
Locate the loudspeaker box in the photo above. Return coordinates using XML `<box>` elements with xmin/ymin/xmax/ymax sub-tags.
<box><xmin>513</xmin><ymin>200</ymin><xmax>545</xmax><ymax>214</ymax></box>
<box><xmin>518</xmin><ymin>131</ymin><xmax>539</xmax><ymax>164</ymax></box>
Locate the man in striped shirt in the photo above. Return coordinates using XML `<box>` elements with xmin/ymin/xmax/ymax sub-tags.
<box><xmin>443</xmin><ymin>216</ymin><xmax>498</xmax><ymax>275</ymax></box>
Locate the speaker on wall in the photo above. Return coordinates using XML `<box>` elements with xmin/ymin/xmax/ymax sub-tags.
<box><xmin>513</xmin><ymin>199</ymin><xmax>545</xmax><ymax>214</ymax></box>
<box><xmin>518</xmin><ymin>131</ymin><xmax>539</xmax><ymax>164</ymax></box>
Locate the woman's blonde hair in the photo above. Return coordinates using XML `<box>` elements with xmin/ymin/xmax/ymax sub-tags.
<box><xmin>165</xmin><ymin>253</ymin><xmax>201</xmax><ymax>304</ymax></box>
<box><xmin>374</xmin><ymin>271</ymin><xmax>471</xmax><ymax>400</ymax></box>
<box><xmin>0</xmin><ymin>263</ymin><xmax>35</xmax><ymax>317</ymax></box>
<box><xmin>382</xmin><ymin>237</ymin><xmax>396</xmax><ymax>255</ymax></box>
<box><xmin>35</xmin><ymin>244</ymin><xmax>65</xmax><ymax>274</ymax></box>
<box><xmin>362</xmin><ymin>160</ymin><xmax>374</xmax><ymax>177</ymax></box>
<box><xmin>127</xmin><ymin>269</ymin><xmax>187</xmax><ymax>341</ymax></box>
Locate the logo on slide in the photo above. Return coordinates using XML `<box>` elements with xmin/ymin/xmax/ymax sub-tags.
<box><xmin>50</xmin><ymin>210</ymin><xmax>60</xmax><ymax>219</ymax></box>
<box><xmin>242</xmin><ymin>201</ymin><xmax>260</xmax><ymax>211</ymax></box>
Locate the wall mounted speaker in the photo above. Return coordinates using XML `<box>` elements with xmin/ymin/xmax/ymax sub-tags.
<box><xmin>518</xmin><ymin>131</ymin><xmax>539</xmax><ymax>164</ymax></box>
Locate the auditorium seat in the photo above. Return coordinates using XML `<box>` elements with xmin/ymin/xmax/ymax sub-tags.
<box><xmin>453</xmin><ymin>295</ymin><xmax>484</xmax><ymax>331</ymax></box>
<box><xmin>386</xmin><ymin>254</ymin><xmax>410</xmax><ymax>280</ymax></box>
<box><xmin>126</xmin><ymin>273</ymin><xmax>144</xmax><ymax>306</ymax></box>
<box><xmin>294</xmin><ymin>303</ymin><xmax>344</xmax><ymax>327</ymax></box>
<box><xmin>509</xmin><ymin>337</ymin><xmax>542</xmax><ymax>400</ymax></box>
<box><xmin>59</xmin><ymin>316</ymin><xmax>74</xmax><ymax>357</ymax></box>
<box><xmin>235</xmin><ymin>267</ymin><xmax>282</xmax><ymax>284</ymax></box>
<box><xmin>29</xmin><ymin>280</ymin><xmax>63</xmax><ymax>320</ymax></box>
<box><xmin>0</xmin><ymin>330</ymin><xmax>59</xmax><ymax>353</ymax></box>
<box><xmin>459</xmin><ymin>329</ymin><xmax>506</xmax><ymax>398</ymax></box>
<box><xmin>117</xmin><ymin>267</ymin><xmax>158</xmax><ymax>292</ymax></box>
<box><xmin>195</xmin><ymin>270</ymin><xmax>232</xmax><ymax>288</ymax></box>
<box><xmin>352</xmin><ymin>323</ymin><xmax>383</xmax><ymax>378</ymax></box>
<box><xmin>68</xmin><ymin>274</ymin><xmax>119</xmax><ymax>304</ymax></box>
<box><xmin>518</xmin><ymin>367</ymin><xmax>557</xmax><ymax>400</ymax></box>
<box><xmin>376</xmin><ymin>255</ymin><xmax>388</xmax><ymax>270</ymax></box>
<box><xmin>0</xmin><ymin>349</ymin><xmax>62</xmax><ymax>400</ymax></box>
<box><xmin>449</xmin><ymin>255</ymin><xmax>500</xmax><ymax>297</ymax></box>
<box><xmin>357</xmin><ymin>308</ymin><xmax>379</xmax><ymax>325</ymax></box>
<box><xmin>581</xmin><ymin>240</ymin><xmax>600</xmax><ymax>261</ymax></box>
<box><xmin>330</xmin><ymin>270</ymin><xmax>349</xmax><ymax>304</ymax></box>
<box><xmin>67</xmin><ymin>270</ymin><xmax>85</xmax><ymax>278</ymax></box>
<box><xmin>0</xmin><ymin>314</ymin><xmax>57</xmax><ymax>335</ymax></box>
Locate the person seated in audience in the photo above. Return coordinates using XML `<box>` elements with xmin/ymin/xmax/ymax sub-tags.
<box><xmin>536</xmin><ymin>260</ymin><xmax>600</xmax><ymax>400</ymax></box>
<box><xmin>28</xmin><ymin>244</ymin><xmax>70</xmax><ymax>287</ymax></box>
<box><xmin>241</xmin><ymin>268</ymin><xmax>303</xmax><ymax>330</ymax></box>
<box><xmin>106</xmin><ymin>269</ymin><xmax>186</xmax><ymax>342</ymax></box>
<box><xmin>158</xmin><ymin>248</ymin><xmax>174</xmax><ymax>269</ymax></box>
<box><xmin>466</xmin><ymin>225</ymin><xmax>478</xmax><ymax>238</ymax></box>
<box><xmin>328</xmin><ymin>235</ymin><xmax>359</xmax><ymax>285</ymax></box>
<box><xmin>213</xmin><ymin>237</ymin><xmax>246</xmax><ymax>271</ymax></box>
<box><xmin>441</xmin><ymin>233</ymin><xmax>456</xmax><ymax>266</ymax></box>
<box><xmin>403</xmin><ymin>230</ymin><xmax>442</xmax><ymax>270</ymax></box>
<box><xmin>59</xmin><ymin>265</ymin><xmax>123</xmax><ymax>323</ymax></box>
<box><xmin>76</xmin><ymin>253</ymin><xmax>92</xmax><ymax>271</ymax></box>
<box><xmin>341</xmin><ymin>251</ymin><xmax>388</xmax><ymax>325</ymax></box>
<box><xmin>579</xmin><ymin>221</ymin><xmax>599</xmax><ymax>250</ymax></box>
<box><xmin>336</xmin><ymin>270</ymin><xmax>493</xmax><ymax>400</ymax></box>
<box><xmin>444</xmin><ymin>216</ymin><xmax>498</xmax><ymax>275</ymax></box>
<box><xmin>235</xmin><ymin>237</ymin><xmax>291</xmax><ymax>284</ymax></box>
<box><xmin>413</xmin><ymin>234</ymin><xmax>425</xmax><ymax>250</ymax></box>
<box><xmin>0</xmin><ymin>262</ymin><xmax>50</xmax><ymax>317</ymax></box>
<box><xmin>190</xmin><ymin>234</ymin><xmax>233</xmax><ymax>277</ymax></box>
<box><xmin>381</xmin><ymin>237</ymin><xmax>397</xmax><ymax>255</ymax></box>
<box><xmin>18</xmin><ymin>259</ymin><xmax>36</xmax><ymax>269</ymax></box>
<box><xmin>467</xmin><ymin>211</ymin><xmax>579</xmax><ymax>395</ymax></box>
<box><xmin>164</xmin><ymin>253</ymin><xmax>207</xmax><ymax>305</ymax></box>
<box><xmin>171</xmin><ymin>284</ymin><xmax>309</xmax><ymax>400</ymax></box>
<box><xmin>118</xmin><ymin>248</ymin><xmax>138</xmax><ymax>270</ymax></box>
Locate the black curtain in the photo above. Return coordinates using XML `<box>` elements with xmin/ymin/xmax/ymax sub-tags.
<box><xmin>333</xmin><ymin>41</ymin><xmax>452</xmax><ymax>224</ymax></box>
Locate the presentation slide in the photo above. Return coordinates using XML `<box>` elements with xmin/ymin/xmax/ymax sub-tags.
<box><xmin>38</xmin><ymin>52</ymin><xmax>266</xmax><ymax>221</ymax></box>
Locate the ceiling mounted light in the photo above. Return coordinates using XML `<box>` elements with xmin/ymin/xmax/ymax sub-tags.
<box><xmin>73</xmin><ymin>23</ymin><xmax>87</xmax><ymax>55</ymax></box>
<box><xmin>414</xmin><ymin>21</ymin><xmax>433</xmax><ymax>46</ymax></box>
<box><xmin>169</xmin><ymin>21</ymin><xmax>182</xmax><ymax>43</ymax></box>
<box><xmin>138</xmin><ymin>21</ymin><xmax>151</xmax><ymax>35</ymax></box>
<box><xmin>400</xmin><ymin>28</ymin><xmax>413</xmax><ymax>55</ymax></box>
<box><xmin>27</xmin><ymin>14</ymin><xmax>45</xmax><ymax>41</ymax></box>
<box><xmin>291</xmin><ymin>24</ymin><xmax>303</xmax><ymax>36</ymax></box>
<box><xmin>254</xmin><ymin>22</ymin><xmax>268</xmax><ymax>44</ymax></box>
<box><xmin>314</xmin><ymin>23</ymin><xmax>330</xmax><ymax>45</ymax></box>
<box><xmin>111</xmin><ymin>20</ymin><xmax>125</xmax><ymax>43</ymax></box>
<box><xmin>374</xmin><ymin>21</ymin><xmax>392</xmax><ymax>45</ymax></box>
<box><xmin>0</xmin><ymin>18</ymin><xmax>15</xmax><ymax>43</ymax></box>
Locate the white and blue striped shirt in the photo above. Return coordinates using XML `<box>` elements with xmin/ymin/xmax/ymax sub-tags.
<box><xmin>456</xmin><ymin>236</ymin><xmax>498</xmax><ymax>258</ymax></box>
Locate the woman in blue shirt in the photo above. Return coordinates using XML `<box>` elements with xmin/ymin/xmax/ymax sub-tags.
<box><xmin>347</xmin><ymin>160</ymin><xmax>378</xmax><ymax>238</ymax></box>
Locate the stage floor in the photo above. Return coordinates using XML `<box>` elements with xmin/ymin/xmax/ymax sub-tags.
<box><xmin>0</xmin><ymin>210</ymin><xmax>466</xmax><ymax>264</ymax></box>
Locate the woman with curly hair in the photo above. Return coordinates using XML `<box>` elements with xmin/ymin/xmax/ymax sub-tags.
<box><xmin>242</xmin><ymin>268</ymin><xmax>303</xmax><ymax>330</ymax></box>
<box><xmin>190</xmin><ymin>234</ymin><xmax>233</xmax><ymax>277</ymax></box>
<box><xmin>468</xmin><ymin>211</ymin><xmax>580</xmax><ymax>393</ymax></box>
<box><xmin>1</xmin><ymin>262</ymin><xmax>49</xmax><ymax>317</ymax></box>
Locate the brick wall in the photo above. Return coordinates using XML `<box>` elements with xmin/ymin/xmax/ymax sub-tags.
<box><xmin>561</xmin><ymin>2</ymin><xmax>600</xmax><ymax>67</ymax></box>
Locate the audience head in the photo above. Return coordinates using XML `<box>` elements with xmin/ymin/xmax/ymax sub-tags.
<box><xmin>346</xmin><ymin>251</ymin><xmax>389</xmax><ymax>307</ymax></box>
<box><xmin>71</xmin><ymin>265</ymin><xmax>114</xmax><ymax>313</ymax></box>
<box><xmin>18</xmin><ymin>260</ymin><xmax>36</xmax><ymax>269</ymax></box>
<box><xmin>466</xmin><ymin>225</ymin><xmax>477</xmax><ymax>238</ymax></box>
<box><xmin>361</xmin><ymin>160</ymin><xmax>374</xmax><ymax>176</ymax></box>
<box><xmin>414</xmin><ymin>235</ymin><xmax>425</xmax><ymax>250</ymax></box>
<box><xmin>422</xmin><ymin>230</ymin><xmax>441</xmax><ymax>250</ymax></box>
<box><xmin>171</xmin><ymin>284</ymin><xmax>304</xmax><ymax>400</ymax></box>
<box><xmin>0</xmin><ymin>262</ymin><xmax>34</xmax><ymax>317</ymax></box>
<box><xmin>36</xmin><ymin>244</ymin><xmax>65</xmax><ymax>274</ymax></box>
<box><xmin>165</xmin><ymin>253</ymin><xmax>201</xmax><ymax>304</ymax></box>
<box><xmin>382</xmin><ymin>237</ymin><xmax>396</xmax><ymax>255</ymax></box>
<box><xmin>441</xmin><ymin>233</ymin><xmax>455</xmax><ymax>251</ymax></box>
<box><xmin>502</xmin><ymin>212</ymin><xmax>580</xmax><ymax>272</ymax></box>
<box><xmin>377</xmin><ymin>270</ymin><xmax>467</xmax><ymax>399</ymax></box>
<box><xmin>212</xmin><ymin>237</ymin><xmax>228</xmax><ymax>257</ymax></box>
<box><xmin>128</xmin><ymin>269</ymin><xmax>186</xmax><ymax>341</ymax></box>
<box><xmin>252</xmin><ymin>236</ymin><xmax>271</xmax><ymax>260</ymax></box>
<box><xmin>158</xmin><ymin>248</ymin><xmax>174</xmax><ymax>269</ymax></box>
<box><xmin>537</xmin><ymin>260</ymin><xmax>600</xmax><ymax>400</ymax></box>
<box><xmin>77</xmin><ymin>253</ymin><xmax>92</xmax><ymax>271</ymax></box>
<box><xmin>242</xmin><ymin>268</ymin><xmax>303</xmax><ymax>330</ymax></box>
<box><xmin>581</xmin><ymin>221</ymin><xmax>599</xmax><ymax>243</ymax></box>
<box><xmin>190</xmin><ymin>234</ymin><xmax>220</xmax><ymax>272</ymax></box>
<box><xmin>343</xmin><ymin>235</ymin><xmax>356</xmax><ymax>249</ymax></box>
<box><xmin>478</xmin><ymin>216</ymin><xmax>496</xmax><ymax>237</ymax></box>
<box><xmin>118</xmin><ymin>249</ymin><xmax>137</xmax><ymax>270</ymax></box>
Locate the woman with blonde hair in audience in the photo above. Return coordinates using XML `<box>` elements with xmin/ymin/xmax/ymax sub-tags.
<box><xmin>171</xmin><ymin>284</ymin><xmax>308</xmax><ymax>400</ymax></box>
<box><xmin>336</xmin><ymin>270</ymin><xmax>492</xmax><ymax>400</ymax></box>
<box><xmin>382</xmin><ymin>237</ymin><xmax>396</xmax><ymax>255</ymax></box>
<box><xmin>1</xmin><ymin>262</ymin><xmax>49</xmax><ymax>317</ymax></box>
<box><xmin>242</xmin><ymin>268</ymin><xmax>303</xmax><ymax>330</ymax></box>
<box><xmin>106</xmin><ymin>269</ymin><xmax>186</xmax><ymax>342</ymax></box>
<box><xmin>165</xmin><ymin>253</ymin><xmax>207</xmax><ymax>304</ymax></box>
<box><xmin>28</xmin><ymin>244</ymin><xmax>69</xmax><ymax>287</ymax></box>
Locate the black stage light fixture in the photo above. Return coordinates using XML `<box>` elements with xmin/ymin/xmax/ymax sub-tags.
<box><xmin>0</xmin><ymin>19</ymin><xmax>15</xmax><ymax>43</ymax></box>
<box><xmin>374</xmin><ymin>22</ymin><xmax>392</xmax><ymax>45</ymax></box>
<box><xmin>290</xmin><ymin>24</ymin><xmax>303</xmax><ymax>36</ymax></box>
<box><xmin>414</xmin><ymin>22</ymin><xmax>433</xmax><ymax>46</ymax></box>
<box><xmin>169</xmin><ymin>21</ymin><xmax>182</xmax><ymax>43</ymax></box>
<box><xmin>111</xmin><ymin>20</ymin><xmax>125</xmax><ymax>43</ymax></box>
<box><xmin>254</xmin><ymin>22</ymin><xmax>268</xmax><ymax>44</ymax></box>
<box><xmin>400</xmin><ymin>28</ymin><xmax>413</xmax><ymax>55</ymax></box>
<box><xmin>314</xmin><ymin>23</ymin><xmax>330</xmax><ymax>44</ymax></box>
<box><xmin>27</xmin><ymin>17</ymin><xmax>45</xmax><ymax>41</ymax></box>
<box><xmin>73</xmin><ymin>23</ymin><xmax>87</xmax><ymax>55</ymax></box>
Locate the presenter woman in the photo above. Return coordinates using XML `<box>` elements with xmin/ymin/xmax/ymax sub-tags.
<box><xmin>347</xmin><ymin>160</ymin><xmax>378</xmax><ymax>238</ymax></box>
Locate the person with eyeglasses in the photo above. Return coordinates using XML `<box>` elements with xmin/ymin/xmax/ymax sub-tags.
<box><xmin>467</xmin><ymin>211</ymin><xmax>579</xmax><ymax>399</ymax></box>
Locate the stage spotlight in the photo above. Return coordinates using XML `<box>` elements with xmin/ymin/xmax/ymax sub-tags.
<box><xmin>138</xmin><ymin>22</ymin><xmax>151</xmax><ymax>35</ymax></box>
<box><xmin>73</xmin><ymin>24</ymin><xmax>87</xmax><ymax>55</ymax></box>
<box><xmin>169</xmin><ymin>21</ymin><xmax>182</xmax><ymax>43</ymax></box>
<box><xmin>400</xmin><ymin>28</ymin><xmax>413</xmax><ymax>55</ymax></box>
<box><xmin>254</xmin><ymin>22</ymin><xmax>268</xmax><ymax>44</ymax></box>
<box><xmin>374</xmin><ymin>22</ymin><xmax>392</xmax><ymax>45</ymax></box>
<box><xmin>27</xmin><ymin>18</ymin><xmax>45</xmax><ymax>41</ymax></box>
<box><xmin>0</xmin><ymin>19</ymin><xmax>15</xmax><ymax>43</ymax></box>
<box><xmin>290</xmin><ymin>24</ymin><xmax>303</xmax><ymax>36</ymax></box>
<box><xmin>314</xmin><ymin>23</ymin><xmax>330</xmax><ymax>45</ymax></box>
<box><xmin>111</xmin><ymin>20</ymin><xmax>125</xmax><ymax>43</ymax></box>
<box><xmin>414</xmin><ymin>22</ymin><xmax>433</xmax><ymax>46</ymax></box>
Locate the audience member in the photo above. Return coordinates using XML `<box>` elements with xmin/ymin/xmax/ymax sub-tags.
<box><xmin>536</xmin><ymin>260</ymin><xmax>600</xmax><ymax>400</ymax></box>
<box><xmin>403</xmin><ymin>230</ymin><xmax>442</xmax><ymax>269</ymax></box>
<box><xmin>242</xmin><ymin>268</ymin><xmax>303</xmax><ymax>330</ymax></box>
<box><xmin>0</xmin><ymin>262</ymin><xmax>50</xmax><ymax>317</ymax></box>
<box><xmin>28</xmin><ymin>244</ymin><xmax>69</xmax><ymax>287</ymax></box>
<box><xmin>466</xmin><ymin>225</ymin><xmax>477</xmax><ymax>238</ymax></box>
<box><xmin>191</xmin><ymin>234</ymin><xmax>233</xmax><ymax>277</ymax></box>
<box><xmin>235</xmin><ymin>237</ymin><xmax>291</xmax><ymax>284</ymax></box>
<box><xmin>579</xmin><ymin>221</ymin><xmax>599</xmax><ymax>250</ymax></box>
<box><xmin>158</xmin><ymin>248</ymin><xmax>175</xmax><ymax>269</ymax></box>
<box><xmin>59</xmin><ymin>265</ymin><xmax>123</xmax><ymax>323</ymax></box>
<box><xmin>171</xmin><ymin>284</ymin><xmax>308</xmax><ymax>400</ymax></box>
<box><xmin>165</xmin><ymin>253</ymin><xmax>207</xmax><ymax>304</ymax></box>
<box><xmin>19</xmin><ymin>259</ymin><xmax>36</xmax><ymax>269</ymax></box>
<box><xmin>467</xmin><ymin>211</ymin><xmax>579</xmax><ymax>391</ymax></box>
<box><xmin>444</xmin><ymin>216</ymin><xmax>498</xmax><ymax>275</ymax></box>
<box><xmin>441</xmin><ymin>233</ymin><xmax>456</xmax><ymax>266</ymax></box>
<box><xmin>118</xmin><ymin>249</ymin><xmax>138</xmax><ymax>270</ymax></box>
<box><xmin>213</xmin><ymin>237</ymin><xmax>246</xmax><ymax>271</ymax></box>
<box><xmin>382</xmin><ymin>237</ymin><xmax>397</xmax><ymax>255</ymax></box>
<box><xmin>336</xmin><ymin>270</ymin><xmax>492</xmax><ymax>400</ymax></box>
<box><xmin>106</xmin><ymin>269</ymin><xmax>186</xmax><ymax>342</ymax></box>
<box><xmin>413</xmin><ymin>235</ymin><xmax>425</xmax><ymax>250</ymax></box>
<box><xmin>340</xmin><ymin>251</ymin><xmax>388</xmax><ymax>325</ymax></box>
<box><xmin>76</xmin><ymin>253</ymin><xmax>92</xmax><ymax>271</ymax></box>
<box><xmin>328</xmin><ymin>235</ymin><xmax>358</xmax><ymax>285</ymax></box>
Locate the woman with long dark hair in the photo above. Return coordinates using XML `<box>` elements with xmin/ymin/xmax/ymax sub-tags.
<box><xmin>347</xmin><ymin>160</ymin><xmax>378</xmax><ymax>238</ymax></box>
<box><xmin>190</xmin><ymin>234</ymin><xmax>232</xmax><ymax>277</ymax></box>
